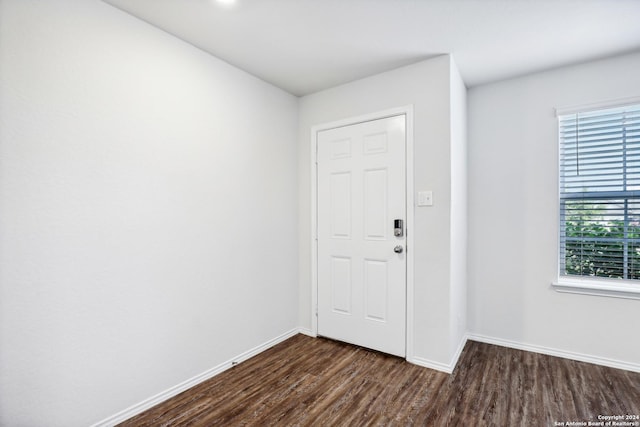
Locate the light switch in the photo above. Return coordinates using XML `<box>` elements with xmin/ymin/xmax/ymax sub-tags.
<box><xmin>417</xmin><ymin>191</ymin><xmax>433</xmax><ymax>207</ymax></box>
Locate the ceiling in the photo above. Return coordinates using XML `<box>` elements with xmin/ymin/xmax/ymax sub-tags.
<box><xmin>102</xmin><ymin>0</ymin><xmax>640</xmax><ymax>96</ymax></box>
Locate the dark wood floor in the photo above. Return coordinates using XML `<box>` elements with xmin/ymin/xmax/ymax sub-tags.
<box><xmin>119</xmin><ymin>334</ymin><xmax>640</xmax><ymax>426</ymax></box>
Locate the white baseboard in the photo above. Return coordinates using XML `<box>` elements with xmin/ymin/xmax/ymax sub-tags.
<box><xmin>450</xmin><ymin>333</ymin><xmax>468</xmax><ymax>371</ymax></box>
<box><xmin>91</xmin><ymin>328</ymin><xmax>302</xmax><ymax>427</ymax></box>
<box><xmin>410</xmin><ymin>356</ymin><xmax>454</xmax><ymax>373</ymax></box>
<box><xmin>468</xmin><ymin>333</ymin><xmax>640</xmax><ymax>374</ymax></box>
<box><xmin>409</xmin><ymin>334</ymin><xmax>468</xmax><ymax>374</ymax></box>
<box><xmin>298</xmin><ymin>327</ymin><xmax>316</xmax><ymax>337</ymax></box>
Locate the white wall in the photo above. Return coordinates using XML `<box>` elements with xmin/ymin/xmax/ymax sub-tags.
<box><xmin>0</xmin><ymin>1</ymin><xmax>298</xmax><ymax>426</ymax></box>
<box><xmin>298</xmin><ymin>55</ymin><xmax>467</xmax><ymax>368</ymax></box>
<box><xmin>449</xmin><ymin>61</ymin><xmax>468</xmax><ymax>358</ymax></box>
<box><xmin>468</xmin><ymin>51</ymin><xmax>640</xmax><ymax>368</ymax></box>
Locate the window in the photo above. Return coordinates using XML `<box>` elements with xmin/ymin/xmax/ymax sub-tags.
<box><xmin>558</xmin><ymin>102</ymin><xmax>640</xmax><ymax>286</ymax></box>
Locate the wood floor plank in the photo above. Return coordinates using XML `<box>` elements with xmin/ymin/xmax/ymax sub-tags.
<box><xmin>118</xmin><ymin>335</ymin><xmax>640</xmax><ymax>426</ymax></box>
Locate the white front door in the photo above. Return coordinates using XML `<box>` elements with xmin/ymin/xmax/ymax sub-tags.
<box><xmin>317</xmin><ymin>115</ymin><xmax>406</xmax><ymax>357</ymax></box>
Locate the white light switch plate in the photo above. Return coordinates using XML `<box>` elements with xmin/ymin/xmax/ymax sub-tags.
<box><xmin>417</xmin><ymin>191</ymin><xmax>433</xmax><ymax>206</ymax></box>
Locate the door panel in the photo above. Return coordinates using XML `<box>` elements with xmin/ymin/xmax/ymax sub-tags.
<box><xmin>364</xmin><ymin>258</ymin><xmax>387</xmax><ymax>321</ymax></box>
<box><xmin>331</xmin><ymin>256</ymin><xmax>352</xmax><ymax>314</ymax></box>
<box><xmin>317</xmin><ymin>115</ymin><xmax>406</xmax><ymax>357</ymax></box>
<box><xmin>364</xmin><ymin>168</ymin><xmax>388</xmax><ymax>240</ymax></box>
<box><xmin>330</xmin><ymin>172</ymin><xmax>351</xmax><ymax>238</ymax></box>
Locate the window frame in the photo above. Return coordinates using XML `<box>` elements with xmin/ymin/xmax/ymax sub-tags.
<box><xmin>553</xmin><ymin>97</ymin><xmax>640</xmax><ymax>300</ymax></box>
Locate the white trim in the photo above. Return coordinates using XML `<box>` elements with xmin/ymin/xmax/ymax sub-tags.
<box><xmin>90</xmin><ymin>328</ymin><xmax>301</xmax><ymax>427</ymax></box>
<box><xmin>468</xmin><ymin>333</ymin><xmax>640</xmax><ymax>374</ymax></box>
<box><xmin>309</xmin><ymin>105</ymin><xmax>415</xmax><ymax>361</ymax></box>
<box><xmin>309</xmin><ymin>126</ymin><xmax>321</xmax><ymax>336</ymax></box>
<box><xmin>408</xmin><ymin>334</ymin><xmax>468</xmax><ymax>374</ymax></box>
<box><xmin>298</xmin><ymin>327</ymin><xmax>316</xmax><ymax>337</ymax></box>
<box><xmin>405</xmin><ymin>108</ymin><xmax>415</xmax><ymax>361</ymax></box>
<box><xmin>310</xmin><ymin>125</ymin><xmax>318</xmax><ymax>337</ymax></box>
<box><xmin>450</xmin><ymin>333</ymin><xmax>468</xmax><ymax>372</ymax></box>
<box><xmin>552</xmin><ymin>278</ymin><xmax>640</xmax><ymax>301</ymax></box>
<box><xmin>555</xmin><ymin>95</ymin><xmax>640</xmax><ymax>116</ymax></box>
<box><xmin>411</xmin><ymin>356</ymin><xmax>455</xmax><ymax>374</ymax></box>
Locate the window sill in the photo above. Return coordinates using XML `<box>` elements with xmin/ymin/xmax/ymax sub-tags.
<box><xmin>552</xmin><ymin>278</ymin><xmax>640</xmax><ymax>301</ymax></box>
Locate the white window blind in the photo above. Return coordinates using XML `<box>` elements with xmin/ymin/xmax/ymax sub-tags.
<box><xmin>559</xmin><ymin>103</ymin><xmax>640</xmax><ymax>280</ymax></box>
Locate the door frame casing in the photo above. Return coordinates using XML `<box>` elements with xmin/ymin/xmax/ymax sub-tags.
<box><xmin>310</xmin><ymin>105</ymin><xmax>415</xmax><ymax>362</ymax></box>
